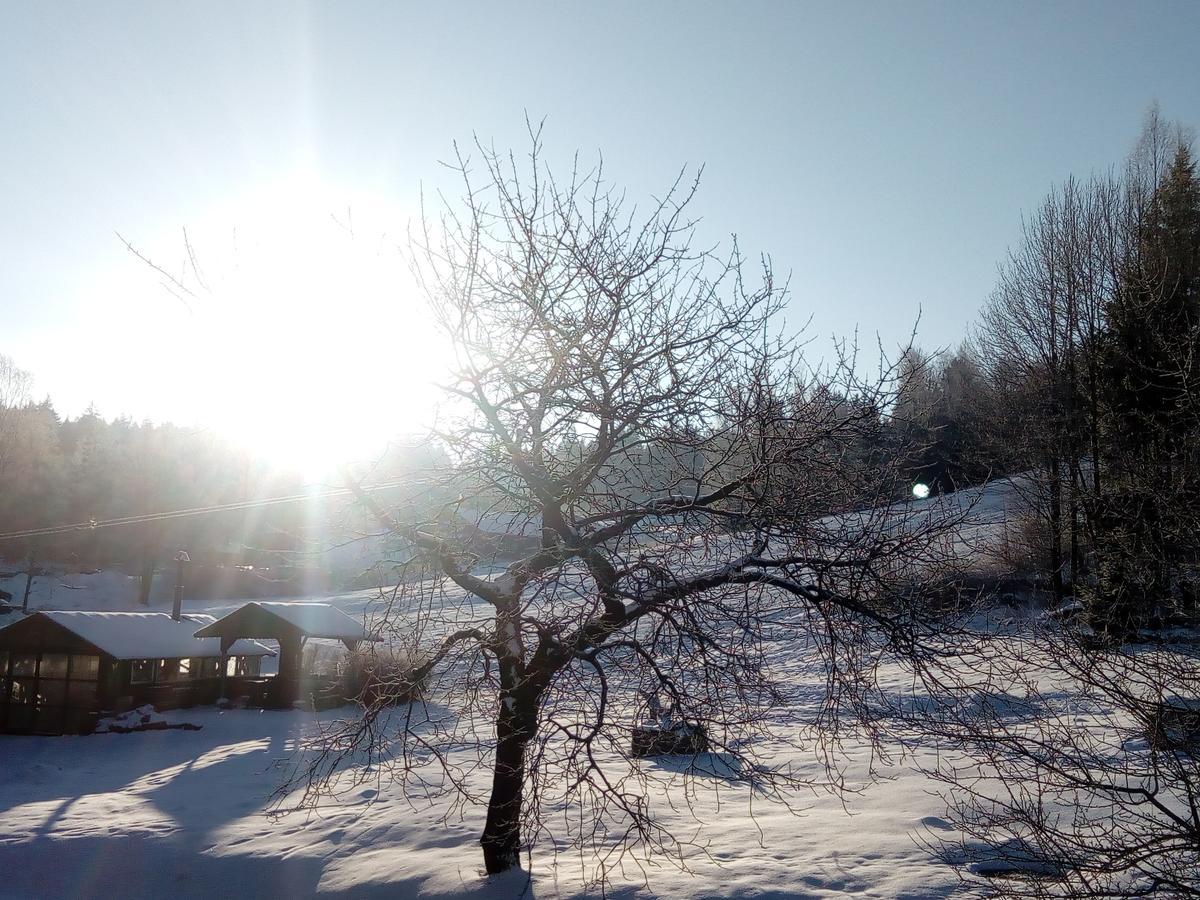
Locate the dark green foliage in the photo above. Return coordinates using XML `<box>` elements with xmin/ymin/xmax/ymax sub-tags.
<box><xmin>1091</xmin><ymin>146</ymin><xmax>1200</xmax><ymax>635</ymax></box>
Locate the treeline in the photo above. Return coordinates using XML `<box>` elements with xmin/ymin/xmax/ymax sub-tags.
<box><xmin>0</xmin><ymin>384</ymin><xmax>314</xmax><ymax>573</ymax></box>
<box><xmin>891</xmin><ymin>107</ymin><xmax>1200</xmax><ymax>637</ymax></box>
<box><xmin>0</xmin><ymin>363</ymin><xmax>450</xmax><ymax>590</ymax></box>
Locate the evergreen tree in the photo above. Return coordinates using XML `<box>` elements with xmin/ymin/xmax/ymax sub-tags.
<box><xmin>1093</xmin><ymin>145</ymin><xmax>1200</xmax><ymax>636</ymax></box>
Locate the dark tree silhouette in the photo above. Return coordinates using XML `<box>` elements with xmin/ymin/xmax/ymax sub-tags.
<box><xmin>285</xmin><ymin>130</ymin><xmax>967</xmax><ymax>882</ymax></box>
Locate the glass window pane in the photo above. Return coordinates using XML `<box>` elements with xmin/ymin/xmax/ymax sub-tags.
<box><xmin>67</xmin><ymin>681</ymin><xmax>97</xmax><ymax>706</ymax></box>
<box><xmin>130</xmin><ymin>659</ymin><xmax>154</xmax><ymax>684</ymax></box>
<box><xmin>40</xmin><ymin>654</ymin><xmax>69</xmax><ymax>679</ymax></box>
<box><xmin>70</xmin><ymin>655</ymin><xmax>99</xmax><ymax>681</ymax></box>
<box><xmin>11</xmin><ymin>655</ymin><xmax>36</xmax><ymax>677</ymax></box>
<box><xmin>0</xmin><ymin>650</ymin><xmax>8</xmax><ymax>675</ymax></box>
<box><xmin>178</xmin><ymin>658</ymin><xmax>191</xmax><ymax>678</ymax></box>
<box><xmin>38</xmin><ymin>680</ymin><xmax>67</xmax><ymax>705</ymax></box>
<box><xmin>10</xmin><ymin>678</ymin><xmax>36</xmax><ymax>704</ymax></box>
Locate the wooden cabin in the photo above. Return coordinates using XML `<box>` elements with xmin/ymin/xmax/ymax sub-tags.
<box><xmin>0</xmin><ymin>611</ymin><xmax>275</xmax><ymax>735</ymax></box>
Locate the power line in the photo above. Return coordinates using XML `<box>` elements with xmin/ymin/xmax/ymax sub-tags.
<box><xmin>0</xmin><ymin>477</ymin><xmax>427</xmax><ymax>543</ymax></box>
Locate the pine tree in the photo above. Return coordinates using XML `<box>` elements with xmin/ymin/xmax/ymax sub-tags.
<box><xmin>1093</xmin><ymin>145</ymin><xmax>1200</xmax><ymax>636</ymax></box>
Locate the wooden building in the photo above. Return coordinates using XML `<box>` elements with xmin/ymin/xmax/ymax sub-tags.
<box><xmin>0</xmin><ymin>611</ymin><xmax>275</xmax><ymax>735</ymax></box>
<box><xmin>194</xmin><ymin>602</ymin><xmax>378</xmax><ymax>707</ymax></box>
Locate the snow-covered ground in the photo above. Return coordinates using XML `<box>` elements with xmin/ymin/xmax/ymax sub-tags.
<box><xmin>0</xmin><ymin>674</ymin><xmax>984</xmax><ymax>899</ymax></box>
<box><xmin>0</xmin><ymin>482</ymin><xmax>1040</xmax><ymax>898</ymax></box>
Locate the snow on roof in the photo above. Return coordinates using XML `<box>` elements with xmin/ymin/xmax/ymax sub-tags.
<box><xmin>35</xmin><ymin>611</ymin><xmax>276</xmax><ymax>660</ymax></box>
<box><xmin>197</xmin><ymin>602</ymin><xmax>377</xmax><ymax>642</ymax></box>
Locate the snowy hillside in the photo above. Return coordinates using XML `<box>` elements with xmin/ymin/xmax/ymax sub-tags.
<box><xmin>0</xmin><ymin>662</ymin><xmax>999</xmax><ymax>899</ymax></box>
<box><xmin>0</xmin><ymin>479</ymin><xmax>1041</xmax><ymax>898</ymax></box>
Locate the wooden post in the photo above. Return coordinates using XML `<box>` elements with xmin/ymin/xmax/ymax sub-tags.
<box><xmin>219</xmin><ymin>636</ymin><xmax>233</xmax><ymax>702</ymax></box>
<box><xmin>21</xmin><ymin>548</ymin><xmax>36</xmax><ymax>613</ymax></box>
<box><xmin>138</xmin><ymin>531</ymin><xmax>158</xmax><ymax>606</ymax></box>
<box><xmin>276</xmin><ymin>633</ymin><xmax>303</xmax><ymax>708</ymax></box>
<box><xmin>171</xmin><ymin>551</ymin><xmax>189</xmax><ymax>621</ymax></box>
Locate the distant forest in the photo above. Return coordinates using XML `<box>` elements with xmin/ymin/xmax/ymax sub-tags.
<box><xmin>0</xmin><ymin>382</ymin><xmax>438</xmax><ymax>588</ymax></box>
<box><xmin>0</xmin><ymin>390</ymin><xmax>311</xmax><ymax>566</ymax></box>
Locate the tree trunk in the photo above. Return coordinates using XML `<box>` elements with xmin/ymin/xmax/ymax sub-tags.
<box><xmin>1068</xmin><ymin>475</ymin><xmax>1081</xmax><ymax>586</ymax></box>
<box><xmin>1046</xmin><ymin>456</ymin><xmax>1066</xmax><ymax>602</ymax></box>
<box><xmin>481</xmin><ymin>695</ymin><xmax>535</xmax><ymax>874</ymax></box>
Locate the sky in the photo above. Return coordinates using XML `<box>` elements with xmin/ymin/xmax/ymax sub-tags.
<box><xmin>2</xmin><ymin>1</ymin><xmax>1199</xmax><ymax>468</ymax></box>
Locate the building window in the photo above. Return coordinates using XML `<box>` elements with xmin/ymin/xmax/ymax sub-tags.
<box><xmin>67</xmin><ymin>680</ymin><xmax>97</xmax><ymax>706</ymax></box>
<box><xmin>0</xmin><ymin>651</ymin><xmax>104</xmax><ymax>735</ymax></box>
<box><xmin>70</xmin><ymin>655</ymin><xmax>99</xmax><ymax>681</ymax></box>
<box><xmin>158</xmin><ymin>659</ymin><xmax>181</xmax><ymax>682</ymax></box>
<box><xmin>130</xmin><ymin>659</ymin><xmax>157</xmax><ymax>684</ymax></box>
<box><xmin>38</xmin><ymin>679</ymin><xmax>67</xmax><ymax>705</ymax></box>
<box><xmin>39</xmin><ymin>654</ymin><xmax>69</xmax><ymax>679</ymax></box>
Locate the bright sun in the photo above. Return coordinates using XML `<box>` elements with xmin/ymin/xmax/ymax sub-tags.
<box><xmin>148</xmin><ymin>173</ymin><xmax>448</xmax><ymax>478</ymax></box>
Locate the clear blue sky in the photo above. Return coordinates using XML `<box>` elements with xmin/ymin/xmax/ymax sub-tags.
<box><xmin>2</xmin><ymin>1</ymin><xmax>1198</xmax><ymax>449</ymax></box>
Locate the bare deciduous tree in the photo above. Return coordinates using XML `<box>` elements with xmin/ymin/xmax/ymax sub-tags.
<box><xmin>916</xmin><ymin>623</ymin><xmax>1200</xmax><ymax>898</ymax></box>
<box><xmin>285</xmin><ymin>131</ymin><xmax>966</xmax><ymax>882</ymax></box>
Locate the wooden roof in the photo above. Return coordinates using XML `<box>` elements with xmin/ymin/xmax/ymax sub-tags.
<box><xmin>192</xmin><ymin>602</ymin><xmax>378</xmax><ymax>644</ymax></box>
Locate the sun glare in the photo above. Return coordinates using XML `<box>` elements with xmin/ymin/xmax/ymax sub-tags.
<box><xmin>148</xmin><ymin>173</ymin><xmax>447</xmax><ymax>477</ymax></box>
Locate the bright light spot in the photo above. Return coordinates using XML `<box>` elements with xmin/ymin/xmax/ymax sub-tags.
<box><xmin>912</xmin><ymin>483</ymin><xmax>931</xmax><ymax>500</ymax></box>
<box><xmin>113</xmin><ymin>170</ymin><xmax>450</xmax><ymax>477</ymax></box>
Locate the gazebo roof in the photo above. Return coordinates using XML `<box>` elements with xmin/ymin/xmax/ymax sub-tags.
<box><xmin>192</xmin><ymin>602</ymin><xmax>378</xmax><ymax>643</ymax></box>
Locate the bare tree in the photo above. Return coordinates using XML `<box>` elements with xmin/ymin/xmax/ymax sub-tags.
<box><xmin>285</xmin><ymin>131</ymin><xmax>966</xmax><ymax>882</ymax></box>
<box><xmin>914</xmin><ymin>108</ymin><xmax>1200</xmax><ymax>898</ymax></box>
<box><xmin>973</xmin><ymin>168</ymin><xmax>1140</xmax><ymax>604</ymax></box>
<box><xmin>915</xmin><ymin>622</ymin><xmax>1200</xmax><ymax>898</ymax></box>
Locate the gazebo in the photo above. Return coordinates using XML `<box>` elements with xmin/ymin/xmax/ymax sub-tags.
<box><xmin>193</xmin><ymin>602</ymin><xmax>379</xmax><ymax>707</ymax></box>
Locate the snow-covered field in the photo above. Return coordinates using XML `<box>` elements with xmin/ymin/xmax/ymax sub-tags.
<box><xmin>0</xmin><ymin>673</ymin><xmax>983</xmax><ymax>899</ymax></box>
<box><xmin>0</xmin><ymin>483</ymin><xmax>1038</xmax><ymax>899</ymax></box>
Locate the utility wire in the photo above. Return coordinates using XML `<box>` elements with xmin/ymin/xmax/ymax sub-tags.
<box><xmin>0</xmin><ymin>477</ymin><xmax>429</xmax><ymax>543</ymax></box>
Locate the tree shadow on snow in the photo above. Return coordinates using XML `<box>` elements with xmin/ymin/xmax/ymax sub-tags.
<box><xmin>0</xmin><ymin>710</ymin><xmax>388</xmax><ymax>898</ymax></box>
<box><xmin>645</xmin><ymin>750</ymin><xmax>744</xmax><ymax>781</ymax></box>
